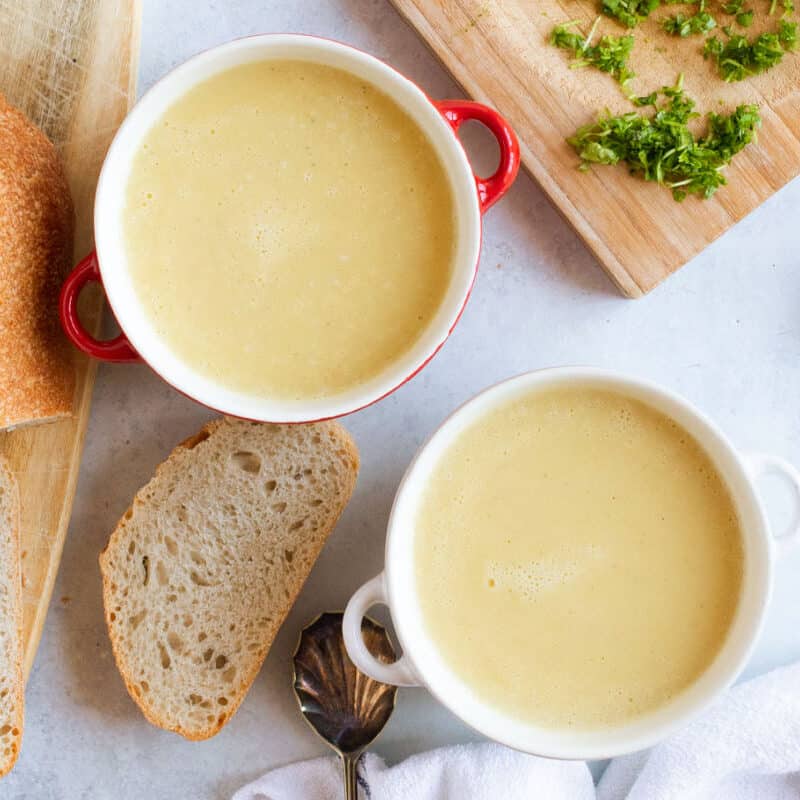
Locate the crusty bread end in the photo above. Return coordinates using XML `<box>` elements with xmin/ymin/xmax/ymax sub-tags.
<box><xmin>0</xmin><ymin>93</ymin><xmax>75</xmax><ymax>431</ymax></box>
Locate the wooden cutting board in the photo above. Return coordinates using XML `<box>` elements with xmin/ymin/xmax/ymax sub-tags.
<box><xmin>389</xmin><ymin>0</ymin><xmax>800</xmax><ymax>296</ymax></box>
<box><xmin>0</xmin><ymin>0</ymin><xmax>140</xmax><ymax>678</ymax></box>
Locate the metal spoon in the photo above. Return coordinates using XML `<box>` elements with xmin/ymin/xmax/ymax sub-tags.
<box><xmin>293</xmin><ymin>612</ymin><xmax>398</xmax><ymax>800</ymax></box>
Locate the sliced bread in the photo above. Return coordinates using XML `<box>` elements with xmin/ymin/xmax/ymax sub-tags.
<box><xmin>0</xmin><ymin>460</ymin><xmax>23</xmax><ymax>776</ymax></box>
<box><xmin>99</xmin><ymin>418</ymin><xmax>359</xmax><ymax>740</ymax></box>
<box><xmin>0</xmin><ymin>93</ymin><xmax>75</xmax><ymax>431</ymax></box>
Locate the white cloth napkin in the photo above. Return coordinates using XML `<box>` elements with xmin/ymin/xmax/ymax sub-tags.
<box><xmin>234</xmin><ymin>662</ymin><xmax>800</xmax><ymax>800</ymax></box>
<box><xmin>598</xmin><ymin>661</ymin><xmax>800</xmax><ymax>800</ymax></box>
<box><xmin>232</xmin><ymin>743</ymin><xmax>594</xmax><ymax>800</ymax></box>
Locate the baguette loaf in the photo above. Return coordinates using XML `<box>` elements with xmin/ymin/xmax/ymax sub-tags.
<box><xmin>0</xmin><ymin>460</ymin><xmax>23</xmax><ymax>777</ymax></box>
<box><xmin>0</xmin><ymin>93</ymin><xmax>75</xmax><ymax>430</ymax></box>
<box><xmin>100</xmin><ymin>418</ymin><xmax>359</xmax><ymax>740</ymax></box>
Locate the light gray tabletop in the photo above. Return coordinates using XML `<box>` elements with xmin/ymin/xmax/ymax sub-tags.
<box><xmin>6</xmin><ymin>1</ymin><xmax>800</xmax><ymax>798</ymax></box>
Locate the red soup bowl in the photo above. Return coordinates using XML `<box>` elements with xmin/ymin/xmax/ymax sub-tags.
<box><xmin>59</xmin><ymin>34</ymin><xmax>519</xmax><ymax>422</ymax></box>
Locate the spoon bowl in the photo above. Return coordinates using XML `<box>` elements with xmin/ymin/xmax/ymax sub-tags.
<box><xmin>293</xmin><ymin>612</ymin><xmax>398</xmax><ymax>798</ymax></box>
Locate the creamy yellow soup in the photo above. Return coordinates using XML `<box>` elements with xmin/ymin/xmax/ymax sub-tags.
<box><xmin>123</xmin><ymin>60</ymin><xmax>455</xmax><ymax>401</ymax></box>
<box><xmin>414</xmin><ymin>387</ymin><xmax>743</xmax><ymax>730</ymax></box>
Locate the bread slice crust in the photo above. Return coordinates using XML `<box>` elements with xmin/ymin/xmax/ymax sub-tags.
<box><xmin>99</xmin><ymin>418</ymin><xmax>359</xmax><ymax>740</ymax></box>
<box><xmin>0</xmin><ymin>459</ymin><xmax>23</xmax><ymax>776</ymax></box>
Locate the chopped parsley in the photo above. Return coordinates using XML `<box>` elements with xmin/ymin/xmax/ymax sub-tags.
<box><xmin>567</xmin><ymin>77</ymin><xmax>761</xmax><ymax>200</ymax></box>
<box><xmin>600</xmin><ymin>0</ymin><xmax>661</xmax><ymax>28</ymax></box>
<box><xmin>704</xmin><ymin>21</ymin><xmax>797</xmax><ymax>81</ymax></box>
<box><xmin>720</xmin><ymin>1</ymin><xmax>755</xmax><ymax>27</ymax></box>
<box><xmin>550</xmin><ymin>0</ymin><xmax>793</xmax><ymax>199</ymax></box>
<box><xmin>550</xmin><ymin>19</ymin><xmax>636</xmax><ymax>83</ymax></box>
<box><xmin>769</xmin><ymin>0</ymin><xmax>794</xmax><ymax>14</ymax></box>
<box><xmin>721</xmin><ymin>0</ymin><xmax>746</xmax><ymax>13</ymax></box>
<box><xmin>662</xmin><ymin>10</ymin><xmax>717</xmax><ymax>35</ymax></box>
<box><xmin>779</xmin><ymin>18</ymin><xmax>798</xmax><ymax>46</ymax></box>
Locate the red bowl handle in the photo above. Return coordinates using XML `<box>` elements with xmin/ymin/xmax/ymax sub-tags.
<box><xmin>435</xmin><ymin>100</ymin><xmax>520</xmax><ymax>213</ymax></box>
<box><xmin>59</xmin><ymin>251</ymin><xmax>140</xmax><ymax>363</ymax></box>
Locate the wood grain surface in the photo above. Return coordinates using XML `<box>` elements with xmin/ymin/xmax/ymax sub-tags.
<box><xmin>0</xmin><ymin>0</ymin><xmax>140</xmax><ymax>678</ymax></box>
<box><xmin>389</xmin><ymin>0</ymin><xmax>800</xmax><ymax>296</ymax></box>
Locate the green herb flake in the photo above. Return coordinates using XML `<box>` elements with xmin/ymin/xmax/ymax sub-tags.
<box><xmin>633</xmin><ymin>91</ymin><xmax>659</xmax><ymax>106</ymax></box>
<box><xmin>550</xmin><ymin>19</ymin><xmax>636</xmax><ymax>83</ymax></box>
<box><xmin>600</xmin><ymin>0</ymin><xmax>661</xmax><ymax>28</ymax></box>
<box><xmin>662</xmin><ymin>10</ymin><xmax>717</xmax><ymax>35</ymax></box>
<box><xmin>721</xmin><ymin>0</ymin><xmax>746</xmax><ymax>13</ymax></box>
<box><xmin>778</xmin><ymin>19</ymin><xmax>797</xmax><ymax>48</ymax></box>
<box><xmin>736</xmin><ymin>10</ymin><xmax>755</xmax><ymax>25</ymax></box>
<box><xmin>550</xmin><ymin>20</ymin><xmax>586</xmax><ymax>52</ymax></box>
<box><xmin>567</xmin><ymin>78</ymin><xmax>761</xmax><ymax>200</ymax></box>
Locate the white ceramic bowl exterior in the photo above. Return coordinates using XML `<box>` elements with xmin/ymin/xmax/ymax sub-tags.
<box><xmin>344</xmin><ymin>367</ymin><xmax>800</xmax><ymax>759</ymax></box>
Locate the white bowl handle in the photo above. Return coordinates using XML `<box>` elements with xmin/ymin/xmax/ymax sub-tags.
<box><xmin>744</xmin><ymin>451</ymin><xmax>800</xmax><ymax>556</ymax></box>
<box><xmin>343</xmin><ymin>572</ymin><xmax>419</xmax><ymax>687</ymax></box>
